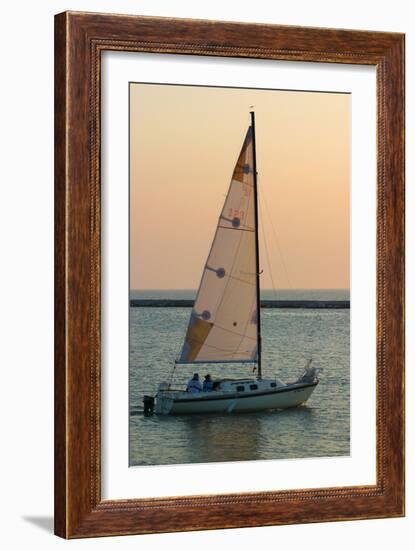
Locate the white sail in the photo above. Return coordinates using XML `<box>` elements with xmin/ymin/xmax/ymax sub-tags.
<box><xmin>178</xmin><ymin>127</ymin><xmax>259</xmax><ymax>363</ymax></box>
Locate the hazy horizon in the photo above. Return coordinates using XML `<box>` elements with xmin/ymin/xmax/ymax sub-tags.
<box><xmin>130</xmin><ymin>287</ymin><xmax>349</xmax><ymax>291</ymax></box>
<box><xmin>130</xmin><ymin>83</ymin><xmax>350</xmax><ymax>291</ymax></box>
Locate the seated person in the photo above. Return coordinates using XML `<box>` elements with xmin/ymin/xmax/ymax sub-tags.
<box><xmin>186</xmin><ymin>373</ymin><xmax>202</xmax><ymax>393</ymax></box>
<box><xmin>203</xmin><ymin>374</ymin><xmax>214</xmax><ymax>392</ymax></box>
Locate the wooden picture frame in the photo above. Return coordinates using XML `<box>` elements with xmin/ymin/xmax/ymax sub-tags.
<box><xmin>54</xmin><ymin>11</ymin><xmax>405</xmax><ymax>538</ymax></box>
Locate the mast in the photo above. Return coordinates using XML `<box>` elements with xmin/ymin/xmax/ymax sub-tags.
<box><xmin>250</xmin><ymin>111</ymin><xmax>262</xmax><ymax>379</ymax></box>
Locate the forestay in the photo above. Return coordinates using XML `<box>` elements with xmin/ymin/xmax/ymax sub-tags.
<box><xmin>178</xmin><ymin>127</ymin><xmax>259</xmax><ymax>363</ymax></box>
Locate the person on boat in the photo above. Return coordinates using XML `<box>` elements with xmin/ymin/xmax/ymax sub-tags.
<box><xmin>186</xmin><ymin>373</ymin><xmax>202</xmax><ymax>393</ymax></box>
<box><xmin>203</xmin><ymin>374</ymin><xmax>214</xmax><ymax>392</ymax></box>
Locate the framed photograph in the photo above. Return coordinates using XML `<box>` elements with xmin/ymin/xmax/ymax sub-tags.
<box><xmin>54</xmin><ymin>11</ymin><xmax>405</xmax><ymax>538</ymax></box>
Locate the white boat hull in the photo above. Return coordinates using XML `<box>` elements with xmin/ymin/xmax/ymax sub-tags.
<box><xmin>155</xmin><ymin>381</ymin><xmax>318</xmax><ymax>415</ymax></box>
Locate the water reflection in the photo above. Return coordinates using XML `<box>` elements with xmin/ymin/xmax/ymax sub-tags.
<box><xmin>130</xmin><ymin>406</ymin><xmax>319</xmax><ymax>466</ymax></box>
<box><xmin>180</xmin><ymin>414</ymin><xmax>262</xmax><ymax>463</ymax></box>
<box><xmin>129</xmin><ymin>305</ymin><xmax>350</xmax><ymax>466</ymax></box>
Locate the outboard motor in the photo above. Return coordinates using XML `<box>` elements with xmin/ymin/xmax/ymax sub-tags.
<box><xmin>143</xmin><ymin>395</ymin><xmax>155</xmax><ymax>416</ymax></box>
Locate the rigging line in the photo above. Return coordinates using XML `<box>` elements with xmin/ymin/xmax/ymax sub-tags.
<box><xmin>168</xmin><ymin>362</ymin><xmax>177</xmax><ymax>389</ymax></box>
<box><xmin>207</xmin><ymin>226</ymin><xmax>244</xmax><ymax>322</ymax></box>
<box><xmin>186</xmin><ymin>343</ymin><xmax>235</xmax><ymax>356</ymax></box>
<box><xmin>232</xmin><ymin>157</ymin><xmax>262</xmax><ymax>358</ymax></box>
<box><xmin>260</xmin><ymin>175</ymin><xmax>294</xmax><ymax>290</ymax></box>
<box><xmin>181</xmin><ymin>129</ymin><xmax>256</xmax><ymax>363</ymax></box>
<box><xmin>176</xmin><ymin>167</ymin><xmax>240</xmax><ymax>358</ymax></box>
<box><xmin>183</xmin><ymin>336</ymin><xmax>254</xmax><ymax>355</ymax></box>
<box><xmin>218</xmin><ymin>273</ymin><xmax>256</xmax><ymax>287</ymax></box>
<box><xmin>206</xmin><ymin>144</ymin><xmax>255</xmax><ymax>329</ymax></box>
<box><xmin>226</xmin><ymin>142</ymin><xmax>258</xmax><ymax>355</ymax></box>
<box><xmin>218</xmin><ymin>225</ymin><xmax>255</xmax><ymax>233</ymax></box>
<box><xmin>178</xmin><ymin>130</ymin><xmax>251</xmax><ymax>360</ymax></box>
<box><xmin>175</xmin><ymin>315</ymin><xmax>191</xmax><ymax>361</ymax></box>
<box><xmin>213</xmin><ymin>322</ymin><xmax>257</xmax><ymax>341</ymax></box>
<box><xmin>204</xmin><ymin>266</ymin><xmax>256</xmax><ymax>287</ymax></box>
<box><xmin>229</xmin><ymin>228</ymin><xmax>258</xmax><ymax>357</ymax></box>
<box><xmin>258</xmin><ymin>190</ymin><xmax>278</xmax><ymax>300</ymax></box>
<box><xmin>234</xmin><ymin>291</ymin><xmax>258</xmax><ymax>358</ymax></box>
<box><xmin>193</xmin><ymin>212</ymin><xmax>248</xmax><ymax>340</ymax></box>
<box><xmin>204</xmin><ymin>180</ymin><xmax>251</xmax><ymax>320</ymax></box>
<box><xmin>179</xmin><ymin>135</ymin><xmax>251</xmax><ymax>355</ymax></box>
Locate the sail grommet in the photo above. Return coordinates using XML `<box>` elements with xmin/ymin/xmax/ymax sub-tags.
<box><xmin>232</xmin><ymin>217</ymin><xmax>241</xmax><ymax>228</ymax></box>
<box><xmin>201</xmin><ymin>310</ymin><xmax>211</xmax><ymax>321</ymax></box>
<box><xmin>216</xmin><ymin>267</ymin><xmax>226</xmax><ymax>278</ymax></box>
<box><xmin>243</xmin><ymin>163</ymin><xmax>250</xmax><ymax>174</ymax></box>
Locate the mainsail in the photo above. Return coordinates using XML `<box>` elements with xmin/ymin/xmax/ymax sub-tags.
<box><xmin>178</xmin><ymin>126</ymin><xmax>259</xmax><ymax>363</ymax></box>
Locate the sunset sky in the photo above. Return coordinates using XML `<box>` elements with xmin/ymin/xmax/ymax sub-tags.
<box><xmin>130</xmin><ymin>83</ymin><xmax>350</xmax><ymax>290</ymax></box>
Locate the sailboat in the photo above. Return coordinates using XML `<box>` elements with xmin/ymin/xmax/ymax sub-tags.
<box><xmin>152</xmin><ymin>112</ymin><xmax>319</xmax><ymax>415</ymax></box>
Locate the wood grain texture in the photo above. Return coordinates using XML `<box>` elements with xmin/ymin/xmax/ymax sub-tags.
<box><xmin>54</xmin><ymin>11</ymin><xmax>405</xmax><ymax>539</ymax></box>
<box><xmin>54</xmin><ymin>11</ymin><xmax>67</xmax><ymax>538</ymax></box>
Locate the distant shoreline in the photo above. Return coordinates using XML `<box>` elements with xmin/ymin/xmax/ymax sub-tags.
<box><xmin>130</xmin><ymin>299</ymin><xmax>350</xmax><ymax>309</ymax></box>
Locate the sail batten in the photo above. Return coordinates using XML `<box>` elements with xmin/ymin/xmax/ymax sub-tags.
<box><xmin>218</xmin><ymin>226</ymin><xmax>255</xmax><ymax>233</ymax></box>
<box><xmin>178</xmin><ymin>126</ymin><xmax>259</xmax><ymax>364</ymax></box>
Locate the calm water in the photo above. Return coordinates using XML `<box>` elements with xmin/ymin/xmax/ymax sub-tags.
<box><xmin>129</xmin><ymin>289</ymin><xmax>350</xmax><ymax>466</ymax></box>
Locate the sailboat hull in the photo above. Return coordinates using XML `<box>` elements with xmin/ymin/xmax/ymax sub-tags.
<box><xmin>155</xmin><ymin>381</ymin><xmax>318</xmax><ymax>415</ymax></box>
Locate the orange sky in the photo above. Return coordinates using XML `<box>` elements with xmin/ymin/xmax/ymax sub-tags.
<box><xmin>130</xmin><ymin>83</ymin><xmax>350</xmax><ymax>290</ymax></box>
